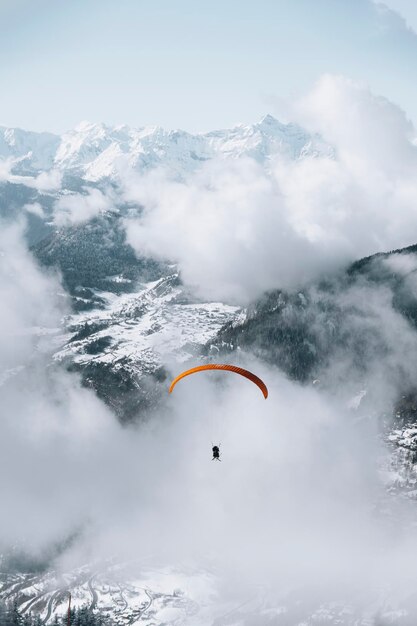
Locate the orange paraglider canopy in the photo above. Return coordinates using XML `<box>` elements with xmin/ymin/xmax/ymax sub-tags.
<box><xmin>169</xmin><ymin>364</ymin><xmax>268</xmax><ymax>399</ymax></box>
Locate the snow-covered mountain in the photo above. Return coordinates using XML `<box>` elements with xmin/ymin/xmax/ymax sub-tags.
<box><xmin>4</xmin><ymin>115</ymin><xmax>417</xmax><ymax>625</ymax></box>
<box><xmin>54</xmin><ymin>272</ymin><xmax>239</xmax><ymax>421</ymax></box>
<box><xmin>2</xmin><ymin>548</ymin><xmax>417</xmax><ymax>625</ymax></box>
<box><xmin>0</xmin><ymin>127</ymin><xmax>60</xmax><ymax>172</ymax></box>
<box><xmin>56</xmin><ymin>273</ymin><xmax>238</xmax><ymax>374</ymax></box>
<box><xmin>0</xmin><ymin>115</ymin><xmax>333</xmax><ymax>181</ymax></box>
<box><xmin>0</xmin><ymin>562</ymin><xmax>215</xmax><ymax>626</ymax></box>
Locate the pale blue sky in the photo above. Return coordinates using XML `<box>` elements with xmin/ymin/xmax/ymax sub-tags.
<box><xmin>381</xmin><ymin>0</ymin><xmax>417</xmax><ymax>30</ymax></box>
<box><xmin>1</xmin><ymin>0</ymin><xmax>417</xmax><ymax>133</ymax></box>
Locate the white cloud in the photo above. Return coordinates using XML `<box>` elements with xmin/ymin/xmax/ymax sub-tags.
<box><xmin>5</xmin><ymin>73</ymin><xmax>417</xmax><ymax>614</ymax></box>
<box><xmin>0</xmin><ymin>157</ymin><xmax>13</xmax><ymax>181</ymax></box>
<box><xmin>3</xmin><ymin>220</ymin><xmax>417</xmax><ymax>613</ymax></box>
<box><xmin>23</xmin><ymin>201</ymin><xmax>45</xmax><ymax>217</ymax></box>
<box><xmin>54</xmin><ymin>187</ymin><xmax>113</xmax><ymax>226</ymax></box>
<box><xmin>123</xmin><ymin>161</ymin><xmax>327</xmax><ymax>303</ymax></box>
<box><xmin>31</xmin><ymin>169</ymin><xmax>62</xmax><ymax>192</ymax></box>
<box><xmin>383</xmin><ymin>251</ymin><xmax>417</xmax><ymax>274</ymax></box>
<box><xmin>294</xmin><ymin>74</ymin><xmax>416</xmax><ymax>176</ymax></box>
<box><xmin>0</xmin><ymin>221</ymin><xmax>118</xmax><ymax>549</ymax></box>
<box><xmin>122</xmin><ymin>76</ymin><xmax>417</xmax><ymax>305</ymax></box>
<box><xmin>0</xmin><ymin>157</ymin><xmax>62</xmax><ymax>191</ymax></box>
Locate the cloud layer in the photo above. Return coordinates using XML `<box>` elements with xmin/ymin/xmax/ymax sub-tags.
<box><xmin>54</xmin><ymin>187</ymin><xmax>113</xmax><ymax>226</ymax></box>
<box><xmin>0</xmin><ymin>158</ymin><xmax>62</xmax><ymax>191</ymax></box>
<box><xmin>123</xmin><ymin>76</ymin><xmax>417</xmax><ymax>304</ymax></box>
<box><xmin>3</xmin><ymin>75</ymin><xmax>417</xmax><ymax>617</ymax></box>
<box><xmin>1</xmin><ymin>220</ymin><xmax>417</xmax><ymax>615</ymax></box>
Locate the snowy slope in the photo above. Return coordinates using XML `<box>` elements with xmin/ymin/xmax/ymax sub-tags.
<box><xmin>4</xmin><ymin>116</ymin><xmax>417</xmax><ymax>625</ymax></box>
<box><xmin>1</xmin><ymin>557</ymin><xmax>415</xmax><ymax>625</ymax></box>
<box><xmin>55</xmin><ymin>273</ymin><xmax>239</xmax><ymax>379</ymax></box>
<box><xmin>0</xmin><ymin>127</ymin><xmax>59</xmax><ymax>172</ymax></box>
<box><xmin>0</xmin><ymin>562</ymin><xmax>214</xmax><ymax>626</ymax></box>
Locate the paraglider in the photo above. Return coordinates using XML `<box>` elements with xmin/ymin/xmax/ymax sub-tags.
<box><xmin>212</xmin><ymin>444</ymin><xmax>221</xmax><ymax>461</ymax></box>
<box><xmin>169</xmin><ymin>364</ymin><xmax>268</xmax><ymax>399</ymax></box>
<box><xmin>169</xmin><ymin>364</ymin><xmax>268</xmax><ymax>461</ymax></box>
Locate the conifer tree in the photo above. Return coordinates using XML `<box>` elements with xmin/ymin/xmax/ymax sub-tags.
<box><xmin>10</xmin><ymin>600</ymin><xmax>22</xmax><ymax>626</ymax></box>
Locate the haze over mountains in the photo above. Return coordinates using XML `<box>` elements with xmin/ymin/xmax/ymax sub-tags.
<box><xmin>0</xmin><ymin>114</ymin><xmax>333</xmax><ymax>181</ymax></box>
<box><xmin>3</xmin><ymin>78</ymin><xmax>417</xmax><ymax>624</ymax></box>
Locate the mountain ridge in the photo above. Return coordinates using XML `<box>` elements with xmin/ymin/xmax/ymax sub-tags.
<box><xmin>0</xmin><ymin>115</ymin><xmax>334</xmax><ymax>181</ymax></box>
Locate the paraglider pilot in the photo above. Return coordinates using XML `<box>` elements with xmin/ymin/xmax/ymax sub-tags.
<box><xmin>212</xmin><ymin>445</ymin><xmax>221</xmax><ymax>461</ymax></box>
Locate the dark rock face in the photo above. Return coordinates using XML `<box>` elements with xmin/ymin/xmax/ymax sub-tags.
<box><xmin>209</xmin><ymin>247</ymin><xmax>417</xmax><ymax>405</ymax></box>
<box><xmin>32</xmin><ymin>212</ymin><xmax>166</xmax><ymax>311</ymax></box>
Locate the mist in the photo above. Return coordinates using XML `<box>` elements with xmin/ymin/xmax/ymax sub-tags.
<box><xmin>54</xmin><ymin>187</ymin><xmax>115</xmax><ymax>226</ymax></box>
<box><xmin>4</xmin><ymin>76</ymin><xmax>417</xmax><ymax>619</ymax></box>
<box><xmin>123</xmin><ymin>76</ymin><xmax>417</xmax><ymax>305</ymax></box>
<box><xmin>2</xmin><ymin>228</ymin><xmax>417</xmax><ymax>618</ymax></box>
